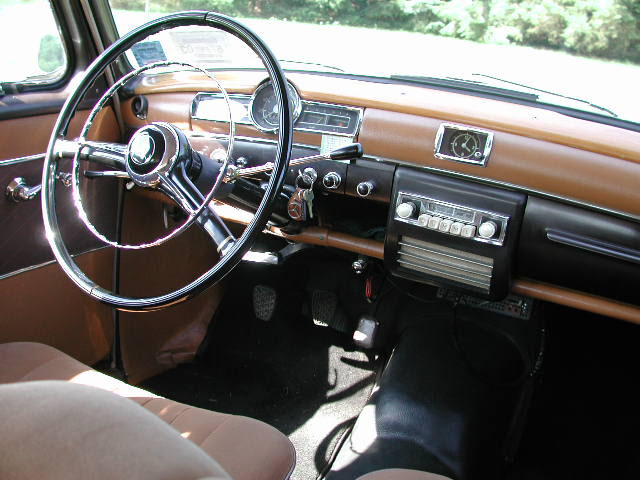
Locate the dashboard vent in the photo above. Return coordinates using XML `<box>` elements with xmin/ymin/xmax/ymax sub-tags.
<box><xmin>397</xmin><ymin>236</ymin><xmax>493</xmax><ymax>292</ymax></box>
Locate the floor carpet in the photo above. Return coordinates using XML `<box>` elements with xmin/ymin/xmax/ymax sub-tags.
<box><xmin>142</xmin><ymin>271</ymin><xmax>381</xmax><ymax>480</ymax></box>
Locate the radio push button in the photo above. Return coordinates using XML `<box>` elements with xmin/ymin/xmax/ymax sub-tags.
<box><xmin>417</xmin><ymin>214</ymin><xmax>431</xmax><ymax>227</ymax></box>
<box><xmin>449</xmin><ymin>222</ymin><xmax>463</xmax><ymax>236</ymax></box>
<box><xmin>427</xmin><ymin>216</ymin><xmax>442</xmax><ymax>230</ymax></box>
<box><xmin>438</xmin><ymin>219</ymin><xmax>453</xmax><ymax>233</ymax></box>
<box><xmin>460</xmin><ymin>224</ymin><xmax>476</xmax><ymax>238</ymax></box>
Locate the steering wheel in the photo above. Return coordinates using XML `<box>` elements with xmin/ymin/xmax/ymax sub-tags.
<box><xmin>41</xmin><ymin>11</ymin><xmax>293</xmax><ymax>311</ymax></box>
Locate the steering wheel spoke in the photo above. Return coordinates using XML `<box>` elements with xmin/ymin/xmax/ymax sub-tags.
<box><xmin>55</xmin><ymin>139</ymin><xmax>128</xmax><ymax>170</ymax></box>
<box><xmin>159</xmin><ymin>166</ymin><xmax>236</xmax><ymax>255</ymax></box>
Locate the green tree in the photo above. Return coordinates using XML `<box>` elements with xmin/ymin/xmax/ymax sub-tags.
<box><xmin>38</xmin><ymin>34</ymin><xmax>64</xmax><ymax>73</ymax></box>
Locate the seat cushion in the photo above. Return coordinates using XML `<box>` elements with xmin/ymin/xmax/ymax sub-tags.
<box><xmin>0</xmin><ymin>381</ymin><xmax>232</xmax><ymax>480</ymax></box>
<box><xmin>356</xmin><ymin>469</ymin><xmax>453</xmax><ymax>480</ymax></box>
<box><xmin>0</xmin><ymin>342</ymin><xmax>295</xmax><ymax>480</ymax></box>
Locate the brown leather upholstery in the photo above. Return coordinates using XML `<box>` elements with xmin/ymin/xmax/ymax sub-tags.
<box><xmin>0</xmin><ymin>381</ymin><xmax>232</xmax><ymax>480</ymax></box>
<box><xmin>356</xmin><ymin>469</ymin><xmax>453</xmax><ymax>480</ymax></box>
<box><xmin>0</xmin><ymin>342</ymin><xmax>295</xmax><ymax>480</ymax></box>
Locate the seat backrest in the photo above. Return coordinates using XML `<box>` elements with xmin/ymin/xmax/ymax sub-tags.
<box><xmin>0</xmin><ymin>380</ymin><xmax>232</xmax><ymax>480</ymax></box>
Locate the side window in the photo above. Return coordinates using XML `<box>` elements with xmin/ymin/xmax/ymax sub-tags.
<box><xmin>0</xmin><ymin>0</ymin><xmax>67</xmax><ymax>86</ymax></box>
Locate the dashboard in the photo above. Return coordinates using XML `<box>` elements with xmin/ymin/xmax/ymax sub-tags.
<box><xmin>121</xmin><ymin>70</ymin><xmax>640</xmax><ymax>323</ymax></box>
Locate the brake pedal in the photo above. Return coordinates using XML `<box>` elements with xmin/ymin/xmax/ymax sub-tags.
<box><xmin>311</xmin><ymin>290</ymin><xmax>349</xmax><ymax>333</ymax></box>
<box><xmin>253</xmin><ymin>284</ymin><xmax>277</xmax><ymax>321</ymax></box>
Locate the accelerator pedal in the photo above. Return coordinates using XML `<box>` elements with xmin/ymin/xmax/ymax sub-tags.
<box><xmin>253</xmin><ymin>284</ymin><xmax>277</xmax><ymax>322</ymax></box>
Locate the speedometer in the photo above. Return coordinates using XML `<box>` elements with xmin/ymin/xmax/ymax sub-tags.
<box><xmin>248</xmin><ymin>80</ymin><xmax>302</xmax><ymax>132</ymax></box>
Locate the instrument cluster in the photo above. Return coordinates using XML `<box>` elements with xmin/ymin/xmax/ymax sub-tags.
<box><xmin>191</xmin><ymin>79</ymin><xmax>363</xmax><ymax>137</ymax></box>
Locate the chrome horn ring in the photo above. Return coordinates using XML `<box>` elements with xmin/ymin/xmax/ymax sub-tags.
<box><xmin>42</xmin><ymin>11</ymin><xmax>293</xmax><ymax>311</ymax></box>
<box><xmin>72</xmin><ymin>60</ymin><xmax>235</xmax><ymax>250</ymax></box>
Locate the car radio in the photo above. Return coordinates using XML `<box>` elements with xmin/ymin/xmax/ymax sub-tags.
<box><xmin>385</xmin><ymin>168</ymin><xmax>526</xmax><ymax>300</ymax></box>
<box><xmin>394</xmin><ymin>193</ymin><xmax>509</xmax><ymax>246</ymax></box>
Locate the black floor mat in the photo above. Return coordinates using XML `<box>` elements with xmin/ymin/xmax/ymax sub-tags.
<box><xmin>142</xmin><ymin>280</ymin><xmax>380</xmax><ymax>480</ymax></box>
<box><xmin>508</xmin><ymin>304</ymin><xmax>640</xmax><ymax>480</ymax></box>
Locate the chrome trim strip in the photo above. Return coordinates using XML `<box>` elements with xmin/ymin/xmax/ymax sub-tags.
<box><xmin>186</xmin><ymin>131</ymin><xmax>320</xmax><ymax>152</ymax></box>
<box><xmin>398</xmin><ymin>249</ymin><xmax>492</xmax><ymax>277</ymax></box>
<box><xmin>0</xmin><ymin>153</ymin><xmax>46</xmax><ymax>167</ymax></box>
<box><xmin>397</xmin><ymin>258</ymin><xmax>490</xmax><ymax>291</ymax></box>
<box><xmin>434</xmin><ymin>123</ymin><xmax>493</xmax><ymax>167</ymax></box>
<box><xmin>546</xmin><ymin>229</ymin><xmax>640</xmax><ymax>265</ymax></box>
<box><xmin>0</xmin><ymin>246</ymin><xmax>108</xmax><ymax>282</ymax></box>
<box><xmin>365</xmin><ymin>154</ymin><xmax>640</xmax><ymax>223</ymax></box>
<box><xmin>398</xmin><ymin>241</ymin><xmax>493</xmax><ymax>268</ymax></box>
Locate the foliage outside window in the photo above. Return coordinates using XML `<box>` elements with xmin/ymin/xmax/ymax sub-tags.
<box><xmin>111</xmin><ymin>0</ymin><xmax>640</xmax><ymax>64</ymax></box>
<box><xmin>109</xmin><ymin>0</ymin><xmax>640</xmax><ymax>125</ymax></box>
<box><xmin>0</xmin><ymin>0</ymin><xmax>67</xmax><ymax>84</ymax></box>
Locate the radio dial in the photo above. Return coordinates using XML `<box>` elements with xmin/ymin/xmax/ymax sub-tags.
<box><xmin>478</xmin><ymin>221</ymin><xmax>498</xmax><ymax>239</ymax></box>
<box><xmin>396</xmin><ymin>202</ymin><xmax>416</xmax><ymax>219</ymax></box>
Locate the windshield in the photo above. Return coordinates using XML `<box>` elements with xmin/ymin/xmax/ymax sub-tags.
<box><xmin>108</xmin><ymin>1</ymin><xmax>640</xmax><ymax>126</ymax></box>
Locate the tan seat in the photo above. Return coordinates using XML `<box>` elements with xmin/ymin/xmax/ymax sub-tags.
<box><xmin>0</xmin><ymin>342</ymin><xmax>295</xmax><ymax>480</ymax></box>
<box><xmin>0</xmin><ymin>380</ymin><xmax>232</xmax><ymax>480</ymax></box>
<box><xmin>356</xmin><ymin>469</ymin><xmax>453</xmax><ymax>480</ymax></box>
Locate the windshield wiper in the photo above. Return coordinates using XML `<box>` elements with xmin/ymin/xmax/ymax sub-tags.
<box><xmin>389</xmin><ymin>74</ymin><xmax>539</xmax><ymax>102</ymax></box>
<box><xmin>278</xmin><ymin>59</ymin><xmax>344</xmax><ymax>73</ymax></box>
<box><xmin>471</xmin><ymin>73</ymin><xmax>618</xmax><ymax>118</ymax></box>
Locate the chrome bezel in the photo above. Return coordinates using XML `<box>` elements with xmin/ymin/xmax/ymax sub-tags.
<box><xmin>394</xmin><ymin>191</ymin><xmax>509</xmax><ymax>246</ymax></box>
<box><xmin>191</xmin><ymin>92</ymin><xmax>253</xmax><ymax>125</ymax></box>
<box><xmin>434</xmin><ymin>123</ymin><xmax>494</xmax><ymax>167</ymax></box>
<box><xmin>248</xmin><ymin>80</ymin><xmax>302</xmax><ymax>133</ymax></box>
<box><xmin>193</xmin><ymin>92</ymin><xmax>363</xmax><ymax>138</ymax></box>
<box><xmin>294</xmin><ymin>100</ymin><xmax>363</xmax><ymax>138</ymax></box>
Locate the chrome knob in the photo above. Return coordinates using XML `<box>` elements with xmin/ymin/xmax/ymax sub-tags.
<box><xmin>478</xmin><ymin>221</ymin><xmax>498</xmax><ymax>239</ymax></box>
<box><xmin>396</xmin><ymin>202</ymin><xmax>416</xmax><ymax>219</ymax></box>
<box><xmin>322</xmin><ymin>171</ymin><xmax>341</xmax><ymax>189</ymax></box>
<box><xmin>356</xmin><ymin>181</ymin><xmax>375</xmax><ymax>197</ymax></box>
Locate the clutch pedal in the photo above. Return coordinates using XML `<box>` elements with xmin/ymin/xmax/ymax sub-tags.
<box><xmin>252</xmin><ymin>284</ymin><xmax>277</xmax><ymax>321</ymax></box>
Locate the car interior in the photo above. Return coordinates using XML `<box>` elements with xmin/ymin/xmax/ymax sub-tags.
<box><xmin>1</xmin><ymin>2</ymin><xmax>639</xmax><ymax>480</ymax></box>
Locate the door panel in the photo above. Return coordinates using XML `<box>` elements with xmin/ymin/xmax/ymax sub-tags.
<box><xmin>0</xmin><ymin>107</ymin><xmax>120</xmax><ymax>363</ymax></box>
<box><xmin>0</xmin><ymin>108</ymin><xmax>120</xmax><ymax>276</ymax></box>
<box><xmin>0</xmin><ymin>248</ymin><xmax>114</xmax><ymax>365</ymax></box>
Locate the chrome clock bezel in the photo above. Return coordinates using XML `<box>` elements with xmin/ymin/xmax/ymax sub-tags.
<box><xmin>248</xmin><ymin>80</ymin><xmax>302</xmax><ymax>133</ymax></box>
<box><xmin>434</xmin><ymin>123</ymin><xmax>494</xmax><ymax>167</ymax></box>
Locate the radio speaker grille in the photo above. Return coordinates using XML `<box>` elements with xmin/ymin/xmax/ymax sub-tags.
<box><xmin>397</xmin><ymin>236</ymin><xmax>493</xmax><ymax>292</ymax></box>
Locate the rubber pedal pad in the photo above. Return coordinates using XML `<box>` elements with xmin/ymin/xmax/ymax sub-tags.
<box><xmin>252</xmin><ymin>284</ymin><xmax>277</xmax><ymax>321</ymax></box>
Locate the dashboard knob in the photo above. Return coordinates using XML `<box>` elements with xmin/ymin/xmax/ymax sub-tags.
<box><xmin>478</xmin><ymin>221</ymin><xmax>498</xmax><ymax>239</ymax></box>
<box><xmin>356</xmin><ymin>181</ymin><xmax>375</xmax><ymax>197</ymax></box>
<box><xmin>322</xmin><ymin>172</ymin><xmax>342</xmax><ymax>189</ymax></box>
<box><xmin>396</xmin><ymin>202</ymin><xmax>416</xmax><ymax>219</ymax></box>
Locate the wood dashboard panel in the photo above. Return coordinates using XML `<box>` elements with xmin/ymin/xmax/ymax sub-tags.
<box><xmin>131</xmin><ymin>70</ymin><xmax>640</xmax><ymax>163</ymax></box>
<box><xmin>127</xmin><ymin>71</ymin><xmax>640</xmax><ymax>219</ymax></box>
